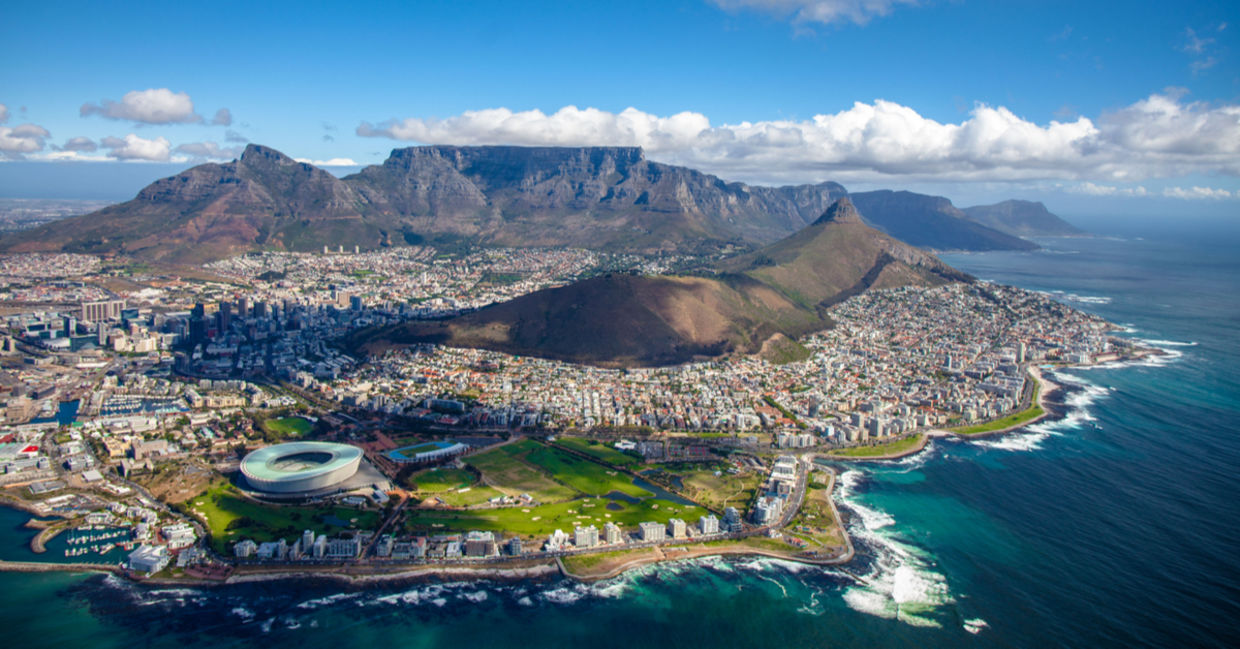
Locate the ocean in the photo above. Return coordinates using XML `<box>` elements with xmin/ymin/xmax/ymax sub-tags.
<box><xmin>3</xmin><ymin>222</ymin><xmax>1239</xmax><ymax>648</ymax></box>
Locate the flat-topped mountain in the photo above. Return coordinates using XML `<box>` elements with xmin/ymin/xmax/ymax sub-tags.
<box><xmin>962</xmin><ymin>199</ymin><xmax>1085</xmax><ymax>237</ymax></box>
<box><xmin>344</xmin><ymin>144</ymin><xmax>849</xmax><ymax>253</ymax></box>
<box><xmin>348</xmin><ymin>198</ymin><xmax>970</xmax><ymax>368</ymax></box>
<box><xmin>0</xmin><ymin>144</ymin><xmax>1049</xmax><ymax>263</ymax></box>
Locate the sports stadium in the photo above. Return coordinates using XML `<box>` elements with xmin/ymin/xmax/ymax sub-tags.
<box><xmin>240</xmin><ymin>441</ymin><xmax>364</xmax><ymax>496</ymax></box>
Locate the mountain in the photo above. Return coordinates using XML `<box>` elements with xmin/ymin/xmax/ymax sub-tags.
<box><xmin>0</xmin><ymin>144</ymin><xmax>1044</xmax><ymax>264</ymax></box>
<box><xmin>849</xmin><ymin>190</ymin><xmax>1039</xmax><ymax>251</ymax></box>
<box><xmin>348</xmin><ymin>198</ymin><xmax>970</xmax><ymax>368</ymax></box>
<box><xmin>343</xmin><ymin>145</ymin><xmax>847</xmax><ymax>252</ymax></box>
<box><xmin>0</xmin><ymin>145</ymin><xmax>378</xmax><ymax>264</ymax></box>
<box><xmin>962</xmin><ymin>199</ymin><xmax>1084</xmax><ymax>237</ymax></box>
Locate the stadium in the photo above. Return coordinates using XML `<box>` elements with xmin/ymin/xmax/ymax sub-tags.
<box><xmin>240</xmin><ymin>441</ymin><xmax>364</xmax><ymax>496</ymax></box>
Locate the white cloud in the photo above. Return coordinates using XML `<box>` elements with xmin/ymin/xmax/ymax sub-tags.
<box><xmin>1065</xmin><ymin>182</ymin><xmax>1148</xmax><ymax>197</ymax></box>
<box><xmin>59</xmin><ymin>136</ymin><xmax>98</xmax><ymax>152</ymax></box>
<box><xmin>357</xmin><ymin>92</ymin><xmax>1240</xmax><ymax>185</ymax></box>
<box><xmin>100</xmin><ymin>134</ymin><xmax>172</xmax><ymax>161</ymax></box>
<box><xmin>211</xmin><ymin>108</ymin><xmax>232</xmax><ymax>126</ymax></box>
<box><xmin>0</xmin><ymin>123</ymin><xmax>51</xmax><ymax>159</ymax></box>
<box><xmin>295</xmin><ymin>157</ymin><xmax>360</xmax><ymax>166</ymax></box>
<box><xmin>710</xmin><ymin>0</ymin><xmax>918</xmax><ymax>26</ymax></box>
<box><xmin>1162</xmin><ymin>185</ymin><xmax>1233</xmax><ymax>200</ymax></box>
<box><xmin>175</xmin><ymin>141</ymin><xmax>243</xmax><ymax>160</ymax></box>
<box><xmin>81</xmin><ymin>88</ymin><xmax>200</xmax><ymax>124</ymax></box>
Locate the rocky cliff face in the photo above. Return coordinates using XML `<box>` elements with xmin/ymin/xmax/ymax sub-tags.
<box><xmin>345</xmin><ymin>145</ymin><xmax>848</xmax><ymax>251</ymax></box>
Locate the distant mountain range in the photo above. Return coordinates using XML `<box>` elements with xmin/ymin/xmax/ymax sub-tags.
<box><xmin>347</xmin><ymin>197</ymin><xmax>971</xmax><ymax>368</ymax></box>
<box><xmin>0</xmin><ymin>144</ymin><xmax>1080</xmax><ymax>263</ymax></box>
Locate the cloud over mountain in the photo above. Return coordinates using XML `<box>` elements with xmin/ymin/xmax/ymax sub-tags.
<box><xmin>358</xmin><ymin>92</ymin><xmax>1240</xmax><ymax>185</ymax></box>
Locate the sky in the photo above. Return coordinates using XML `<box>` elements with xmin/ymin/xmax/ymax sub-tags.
<box><xmin>1</xmin><ymin>0</ymin><xmax>1238</xmax><ymax>217</ymax></box>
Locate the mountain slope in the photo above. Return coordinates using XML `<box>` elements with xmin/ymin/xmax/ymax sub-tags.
<box><xmin>850</xmin><ymin>190</ymin><xmax>1038</xmax><ymax>251</ymax></box>
<box><xmin>349</xmin><ymin>198</ymin><xmax>970</xmax><ymax>367</ymax></box>
<box><xmin>962</xmin><ymin>200</ymin><xmax>1084</xmax><ymax>237</ymax></box>
<box><xmin>0</xmin><ymin>145</ymin><xmax>380</xmax><ymax>263</ymax></box>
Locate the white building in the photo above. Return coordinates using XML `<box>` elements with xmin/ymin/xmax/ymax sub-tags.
<box><xmin>127</xmin><ymin>544</ymin><xmax>170</xmax><ymax>574</ymax></box>
<box><xmin>639</xmin><ymin>521</ymin><xmax>666</xmax><ymax>542</ymax></box>
<box><xmin>667</xmin><ymin>518</ymin><xmax>687</xmax><ymax>539</ymax></box>
<box><xmin>574</xmin><ymin>525</ymin><xmax>599</xmax><ymax>549</ymax></box>
<box><xmin>699</xmin><ymin>515</ymin><xmax>720</xmax><ymax>536</ymax></box>
<box><xmin>604</xmin><ymin>522</ymin><xmax>623</xmax><ymax>545</ymax></box>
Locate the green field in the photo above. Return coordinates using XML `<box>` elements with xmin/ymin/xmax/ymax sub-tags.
<box><xmin>407</xmin><ymin>467</ymin><xmax>477</xmax><ymax>493</ymax></box>
<box><xmin>828</xmin><ymin>433</ymin><xmax>925</xmax><ymax>458</ymax></box>
<box><xmin>785</xmin><ymin>475</ymin><xmax>844</xmax><ymax>549</ymax></box>
<box><xmin>523</xmin><ymin>444</ymin><xmax>651</xmax><ymax>498</ymax></box>
<box><xmin>192</xmin><ymin>482</ymin><xmax>381</xmax><ymax>554</ymax></box>
<box><xmin>561</xmin><ymin>547</ymin><xmax>652</xmax><ymax>573</ymax></box>
<box><xmin>952</xmin><ymin>404</ymin><xmax>1044</xmax><ymax>435</ymax></box>
<box><xmin>952</xmin><ymin>380</ymin><xmax>1045</xmax><ymax>435</ymax></box>
<box><xmin>665</xmin><ymin>464</ymin><xmax>762</xmax><ymax>512</ymax></box>
<box><xmin>465</xmin><ymin>442</ymin><xmax>578</xmax><ymax>503</ymax></box>
<box><xmin>262</xmin><ymin>416</ymin><xmax>313</xmax><ymax>437</ymax></box>
<box><xmin>553</xmin><ymin>437</ymin><xmax>641</xmax><ymax>467</ymax></box>
<box><xmin>405</xmin><ymin>495</ymin><xmax>705</xmax><ymax>540</ymax></box>
<box><xmin>411</xmin><ymin>438</ymin><xmax>705</xmax><ymax>539</ymax></box>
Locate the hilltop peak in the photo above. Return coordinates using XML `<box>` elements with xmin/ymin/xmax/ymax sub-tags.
<box><xmin>813</xmin><ymin>197</ymin><xmax>864</xmax><ymax>225</ymax></box>
<box><xmin>239</xmin><ymin>143</ymin><xmax>298</xmax><ymax>166</ymax></box>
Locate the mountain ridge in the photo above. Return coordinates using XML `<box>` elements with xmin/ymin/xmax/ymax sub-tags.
<box><xmin>0</xmin><ymin>144</ymin><xmax>1056</xmax><ymax>263</ymax></box>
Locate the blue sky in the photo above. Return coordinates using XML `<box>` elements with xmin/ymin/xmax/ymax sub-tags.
<box><xmin>2</xmin><ymin>0</ymin><xmax>1238</xmax><ymax>216</ymax></box>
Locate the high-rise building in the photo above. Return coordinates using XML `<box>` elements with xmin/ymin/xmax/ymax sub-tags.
<box><xmin>639</xmin><ymin>521</ymin><xmax>666</xmax><ymax>542</ymax></box>
<box><xmin>699</xmin><ymin>515</ymin><xmax>720</xmax><ymax>536</ymax></box>
<box><xmin>667</xmin><ymin>518</ymin><xmax>687</xmax><ymax>539</ymax></box>
<box><xmin>80</xmin><ymin>299</ymin><xmax>124</xmax><ymax>322</ymax></box>
<box><xmin>604</xmin><ymin>522</ymin><xmax>622</xmax><ymax>545</ymax></box>
<box><xmin>218</xmin><ymin>300</ymin><xmax>232</xmax><ymax>332</ymax></box>
<box><xmin>574</xmin><ymin>525</ymin><xmax>599</xmax><ymax>549</ymax></box>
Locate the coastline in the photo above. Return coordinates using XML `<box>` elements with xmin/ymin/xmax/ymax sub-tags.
<box><xmin>0</xmin><ymin>356</ymin><xmax>1140</xmax><ymax>589</ymax></box>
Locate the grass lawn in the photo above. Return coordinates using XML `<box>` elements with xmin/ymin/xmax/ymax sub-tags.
<box><xmin>786</xmin><ymin>477</ymin><xmax>844</xmax><ymax>549</ymax></box>
<box><xmin>466</xmin><ymin>442</ymin><xmax>578</xmax><ymax>503</ymax></box>
<box><xmin>432</xmin><ymin>485</ymin><xmax>508</xmax><ymax>508</ymax></box>
<box><xmin>407</xmin><ymin>467</ymin><xmax>477</xmax><ymax>493</ymax></box>
<box><xmin>262</xmin><ymin>416</ymin><xmax>313</xmax><ymax>437</ymax></box>
<box><xmin>192</xmin><ymin>482</ymin><xmax>381</xmax><ymax>554</ymax></box>
<box><xmin>405</xmin><ymin>495</ymin><xmax>706</xmax><ymax>540</ymax></box>
<box><xmin>671</xmin><ymin>465</ymin><xmax>763</xmax><ymax>512</ymax></box>
<box><xmin>829</xmin><ymin>433</ymin><xmax>925</xmax><ymax>458</ymax></box>
<box><xmin>553</xmin><ymin>437</ymin><xmax>641</xmax><ymax>467</ymax></box>
<box><xmin>561</xmin><ymin>547</ymin><xmax>653</xmax><ymax>573</ymax></box>
<box><xmin>523</xmin><ymin>444</ymin><xmax>651</xmax><ymax>498</ymax></box>
<box><xmin>952</xmin><ymin>404</ymin><xmax>1044</xmax><ymax>435</ymax></box>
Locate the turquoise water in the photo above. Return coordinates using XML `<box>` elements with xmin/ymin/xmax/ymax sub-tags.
<box><xmin>2</xmin><ymin>226</ymin><xmax>1239</xmax><ymax>647</ymax></box>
